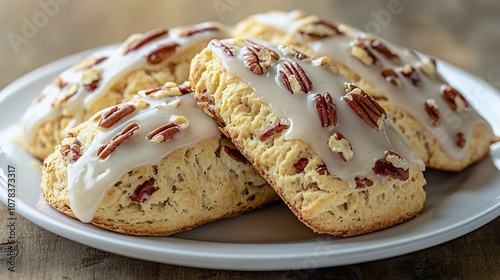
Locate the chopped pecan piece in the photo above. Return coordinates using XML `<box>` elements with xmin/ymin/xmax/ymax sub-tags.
<box><xmin>328</xmin><ymin>132</ymin><xmax>354</xmax><ymax>161</ymax></box>
<box><xmin>293</xmin><ymin>158</ymin><xmax>309</xmax><ymax>173</ymax></box>
<box><xmin>259</xmin><ymin>120</ymin><xmax>290</xmax><ymax>142</ymax></box>
<box><xmin>370</xmin><ymin>39</ymin><xmax>399</xmax><ymax>60</ymax></box>
<box><xmin>223</xmin><ymin>146</ymin><xmax>248</xmax><ymax>164</ymax></box>
<box><xmin>350</xmin><ymin>38</ymin><xmax>378</xmax><ymax>66</ymax></box>
<box><xmin>277</xmin><ymin>45</ymin><xmax>308</xmax><ymax>60</ymax></box>
<box><xmin>123</xmin><ymin>28</ymin><xmax>169</xmax><ymax>54</ymax></box>
<box><xmin>278</xmin><ymin>61</ymin><xmax>313</xmax><ymax>94</ymax></box>
<box><xmin>399</xmin><ymin>64</ymin><xmax>420</xmax><ymax>86</ymax></box>
<box><xmin>180</xmin><ymin>24</ymin><xmax>220</xmax><ymax>37</ymax></box>
<box><xmin>82</xmin><ymin>68</ymin><xmax>100</xmax><ymax>92</ymax></box>
<box><xmin>316</xmin><ymin>165</ymin><xmax>329</xmax><ymax>175</ymax></box>
<box><xmin>355</xmin><ymin>177</ymin><xmax>374</xmax><ymax>189</ymax></box>
<box><xmin>441</xmin><ymin>85</ymin><xmax>470</xmax><ymax>112</ymax></box>
<box><xmin>146</xmin><ymin>43</ymin><xmax>180</xmax><ymax>64</ymax></box>
<box><xmin>417</xmin><ymin>58</ymin><xmax>439</xmax><ymax>80</ymax></box>
<box><xmin>74</xmin><ymin>56</ymin><xmax>108</xmax><ymax>71</ymax></box>
<box><xmin>381</xmin><ymin>68</ymin><xmax>402</xmax><ymax>87</ymax></box>
<box><xmin>343</xmin><ymin>84</ymin><xmax>387</xmax><ymax>130</ymax></box>
<box><xmin>54</xmin><ymin>76</ymin><xmax>67</xmax><ymax>89</ymax></box>
<box><xmin>144</xmin><ymin>81</ymin><xmax>189</xmax><ymax>98</ymax></box>
<box><xmin>177</xmin><ymin>81</ymin><xmax>192</xmax><ymax>94</ymax></box>
<box><xmin>210</xmin><ymin>39</ymin><xmax>234</xmax><ymax>56</ymax></box>
<box><xmin>424</xmin><ymin>99</ymin><xmax>441</xmax><ymax>126</ymax></box>
<box><xmin>372</xmin><ymin>150</ymin><xmax>409</xmax><ymax>181</ymax></box>
<box><xmin>297</xmin><ymin>19</ymin><xmax>343</xmax><ymax>39</ymax></box>
<box><xmin>61</xmin><ymin>139</ymin><xmax>82</xmax><ymax>164</ymax></box>
<box><xmin>52</xmin><ymin>83</ymin><xmax>79</xmax><ymax>107</ymax></box>
<box><xmin>97</xmin><ymin>123</ymin><xmax>140</xmax><ymax>159</ymax></box>
<box><xmin>313</xmin><ymin>92</ymin><xmax>337</xmax><ymax>127</ymax></box>
<box><xmin>99</xmin><ymin>104</ymin><xmax>137</xmax><ymax>128</ymax></box>
<box><xmin>456</xmin><ymin>132</ymin><xmax>466</xmax><ymax>148</ymax></box>
<box><xmin>130</xmin><ymin>178</ymin><xmax>158</xmax><ymax>203</ymax></box>
<box><xmin>147</xmin><ymin>122</ymin><xmax>182</xmax><ymax>143</ymax></box>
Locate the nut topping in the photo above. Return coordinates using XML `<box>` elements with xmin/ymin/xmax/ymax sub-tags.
<box><xmin>146</xmin><ymin>122</ymin><xmax>182</xmax><ymax>143</ymax></box>
<box><xmin>355</xmin><ymin>177</ymin><xmax>374</xmax><ymax>189</ymax></box>
<box><xmin>316</xmin><ymin>165</ymin><xmax>329</xmax><ymax>175</ymax></box>
<box><xmin>343</xmin><ymin>84</ymin><xmax>387</xmax><ymax>130</ymax></box>
<box><xmin>259</xmin><ymin>120</ymin><xmax>290</xmax><ymax>142</ymax></box>
<box><xmin>398</xmin><ymin>64</ymin><xmax>420</xmax><ymax>86</ymax></box>
<box><xmin>370</xmin><ymin>39</ymin><xmax>399</xmax><ymax>60</ymax></box>
<box><xmin>61</xmin><ymin>139</ymin><xmax>82</xmax><ymax>164</ymax></box>
<box><xmin>297</xmin><ymin>19</ymin><xmax>343</xmax><ymax>39</ymax></box>
<box><xmin>278</xmin><ymin>61</ymin><xmax>313</xmax><ymax>94</ymax></box>
<box><xmin>243</xmin><ymin>46</ymin><xmax>272</xmax><ymax>75</ymax></box>
<box><xmin>123</xmin><ymin>28</ymin><xmax>169</xmax><ymax>54</ymax></box>
<box><xmin>328</xmin><ymin>132</ymin><xmax>354</xmax><ymax>161</ymax></box>
<box><xmin>54</xmin><ymin>76</ymin><xmax>67</xmax><ymax>89</ymax></box>
<box><xmin>350</xmin><ymin>38</ymin><xmax>378</xmax><ymax>66</ymax></box>
<box><xmin>143</xmin><ymin>81</ymin><xmax>190</xmax><ymax>98</ymax></box>
<box><xmin>372</xmin><ymin>150</ymin><xmax>409</xmax><ymax>181</ymax></box>
<box><xmin>277</xmin><ymin>45</ymin><xmax>309</xmax><ymax>61</ymax></box>
<box><xmin>381</xmin><ymin>68</ymin><xmax>402</xmax><ymax>87</ymax></box>
<box><xmin>441</xmin><ymin>85</ymin><xmax>470</xmax><ymax>112</ymax></box>
<box><xmin>417</xmin><ymin>58</ymin><xmax>439</xmax><ymax>80</ymax></box>
<box><xmin>244</xmin><ymin>40</ymin><xmax>280</xmax><ymax>60</ymax></box>
<box><xmin>313</xmin><ymin>92</ymin><xmax>337</xmax><ymax>127</ymax></box>
<box><xmin>97</xmin><ymin>123</ymin><xmax>140</xmax><ymax>159</ymax></box>
<box><xmin>223</xmin><ymin>146</ymin><xmax>248</xmax><ymax>164</ymax></box>
<box><xmin>82</xmin><ymin>68</ymin><xmax>100</xmax><ymax>92</ymax></box>
<box><xmin>99</xmin><ymin>104</ymin><xmax>137</xmax><ymax>128</ymax></box>
<box><xmin>293</xmin><ymin>158</ymin><xmax>309</xmax><ymax>173</ymax></box>
<box><xmin>74</xmin><ymin>56</ymin><xmax>108</xmax><ymax>71</ymax></box>
<box><xmin>52</xmin><ymin>83</ymin><xmax>79</xmax><ymax>107</ymax></box>
<box><xmin>130</xmin><ymin>178</ymin><xmax>158</xmax><ymax>203</ymax></box>
<box><xmin>146</xmin><ymin>43</ymin><xmax>180</xmax><ymax>64</ymax></box>
<box><xmin>424</xmin><ymin>99</ymin><xmax>441</xmax><ymax>126</ymax></box>
<box><xmin>210</xmin><ymin>39</ymin><xmax>234</xmax><ymax>56</ymax></box>
<box><xmin>180</xmin><ymin>24</ymin><xmax>219</xmax><ymax>37</ymax></box>
<box><xmin>456</xmin><ymin>132</ymin><xmax>466</xmax><ymax>148</ymax></box>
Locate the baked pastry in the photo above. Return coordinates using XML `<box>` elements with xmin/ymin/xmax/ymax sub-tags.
<box><xmin>233</xmin><ymin>11</ymin><xmax>495</xmax><ymax>171</ymax></box>
<box><xmin>22</xmin><ymin>22</ymin><xmax>228</xmax><ymax>160</ymax></box>
<box><xmin>190</xmin><ymin>38</ymin><xmax>426</xmax><ymax>236</ymax></box>
<box><xmin>41</xmin><ymin>84</ymin><xmax>278</xmax><ymax>236</ymax></box>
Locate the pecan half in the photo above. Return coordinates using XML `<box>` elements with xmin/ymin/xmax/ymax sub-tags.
<box><xmin>243</xmin><ymin>46</ymin><xmax>267</xmax><ymax>75</ymax></box>
<box><xmin>293</xmin><ymin>158</ymin><xmax>309</xmax><ymax>173</ymax></box>
<box><xmin>123</xmin><ymin>28</ymin><xmax>169</xmax><ymax>54</ymax></box>
<box><xmin>210</xmin><ymin>39</ymin><xmax>234</xmax><ymax>56</ymax></box>
<box><xmin>355</xmin><ymin>177</ymin><xmax>374</xmax><ymax>189</ymax></box>
<box><xmin>424</xmin><ymin>99</ymin><xmax>441</xmax><ymax>126</ymax></box>
<box><xmin>278</xmin><ymin>62</ymin><xmax>313</xmax><ymax>94</ymax></box>
<box><xmin>399</xmin><ymin>64</ymin><xmax>420</xmax><ymax>86</ymax></box>
<box><xmin>99</xmin><ymin>104</ymin><xmax>137</xmax><ymax>128</ymax></box>
<box><xmin>146</xmin><ymin>43</ymin><xmax>180</xmax><ymax>64</ymax></box>
<box><xmin>223</xmin><ymin>146</ymin><xmax>248</xmax><ymax>164</ymax></box>
<box><xmin>372</xmin><ymin>150</ymin><xmax>409</xmax><ymax>181</ymax></box>
<box><xmin>297</xmin><ymin>19</ymin><xmax>343</xmax><ymax>39</ymax></box>
<box><xmin>381</xmin><ymin>68</ymin><xmax>402</xmax><ymax>87</ymax></box>
<box><xmin>343</xmin><ymin>84</ymin><xmax>387</xmax><ymax>130</ymax></box>
<box><xmin>350</xmin><ymin>38</ymin><xmax>378</xmax><ymax>66</ymax></box>
<box><xmin>441</xmin><ymin>85</ymin><xmax>470</xmax><ymax>112</ymax></box>
<box><xmin>82</xmin><ymin>68</ymin><xmax>100</xmax><ymax>92</ymax></box>
<box><xmin>244</xmin><ymin>40</ymin><xmax>280</xmax><ymax>60</ymax></box>
<box><xmin>313</xmin><ymin>92</ymin><xmax>337</xmax><ymax>127</ymax></box>
<box><xmin>328</xmin><ymin>132</ymin><xmax>354</xmax><ymax>161</ymax></box>
<box><xmin>259</xmin><ymin>120</ymin><xmax>290</xmax><ymax>142</ymax></box>
<box><xmin>456</xmin><ymin>132</ymin><xmax>466</xmax><ymax>148</ymax></box>
<box><xmin>61</xmin><ymin>139</ymin><xmax>82</xmax><ymax>164</ymax></box>
<box><xmin>146</xmin><ymin>122</ymin><xmax>181</xmax><ymax>143</ymax></box>
<box><xmin>130</xmin><ymin>178</ymin><xmax>158</xmax><ymax>203</ymax></box>
<box><xmin>97</xmin><ymin>123</ymin><xmax>140</xmax><ymax>159</ymax></box>
<box><xmin>370</xmin><ymin>39</ymin><xmax>399</xmax><ymax>60</ymax></box>
<box><xmin>52</xmin><ymin>83</ymin><xmax>79</xmax><ymax>107</ymax></box>
<box><xmin>180</xmin><ymin>24</ymin><xmax>219</xmax><ymax>37</ymax></box>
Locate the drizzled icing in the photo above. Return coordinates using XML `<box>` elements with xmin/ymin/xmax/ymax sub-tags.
<box><xmin>22</xmin><ymin>22</ymin><xmax>228</xmax><ymax>148</ymax></box>
<box><xmin>66</xmin><ymin>93</ymin><xmax>220</xmax><ymax>222</ymax></box>
<box><xmin>209</xmin><ymin>38</ymin><xmax>424</xmax><ymax>188</ymax></box>
<box><xmin>251</xmin><ymin>11</ymin><xmax>493</xmax><ymax>161</ymax></box>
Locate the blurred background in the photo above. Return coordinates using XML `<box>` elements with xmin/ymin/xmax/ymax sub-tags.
<box><xmin>0</xmin><ymin>0</ymin><xmax>499</xmax><ymax>90</ymax></box>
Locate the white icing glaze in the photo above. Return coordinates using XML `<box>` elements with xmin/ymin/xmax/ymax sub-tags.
<box><xmin>67</xmin><ymin>93</ymin><xmax>220</xmax><ymax>222</ymax></box>
<box><xmin>22</xmin><ymin>22</ymin><xmax>228</xmax><ymax>147</ymax></box>
<box><xmin>210</xmin><ymin>38</ymin><xmax>423</xmax><ymax>188</ymax></box>
<box><xmin>251</xmin><ymin>11</ymin><xmax>493</xmax><ymax>161</ymax></box>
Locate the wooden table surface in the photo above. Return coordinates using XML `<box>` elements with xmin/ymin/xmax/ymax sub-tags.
<box><xmin>1</xmin><ymin>1</ymin><xmax>499</xmax><ymax>279</ymax></box>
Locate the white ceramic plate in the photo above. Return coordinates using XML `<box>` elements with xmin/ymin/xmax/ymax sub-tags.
<box><xmin>0</xmin><ymin>47</ymin><xmax>499</xmax><ymax>271</ymax></box>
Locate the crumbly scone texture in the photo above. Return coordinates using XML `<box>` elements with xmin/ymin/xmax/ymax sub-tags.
<box><xmin>41</xmin><ymin>115</ymin><xmax>278</xmax><ymax>236</ymax></box>
<box><xmin>233</xmin><ymin>17</ymin><xmax>493</xmax><ymax>171</ymax></box>
<box><xmin>190</xmin><ymin>48</ymin><xmax>426</xmax><ymax>236</ymax></box>
<box><xmin>27</xmin><ymin>41</ymin><xmax>206</xmax><ymax>160</ymax></box>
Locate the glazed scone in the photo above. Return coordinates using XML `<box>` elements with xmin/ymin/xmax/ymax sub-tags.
<box><xmin>233</xmin><ymin>11</ymin><xmax>495</xmax><ymax>171</ymax></box>
<box><xmin>22</xmin><ymin>22</ymin><xmax>228</xmax><ymax>160</ymax></box>
<box><xmin>41</xmin><ymin>85</ymin><xmax>277</xmax><ymax>236</ymax></box>
<box><xmin>190</xmin><ymin>38</ymin><xmax>426</xmax><ymax>236</ymax></box>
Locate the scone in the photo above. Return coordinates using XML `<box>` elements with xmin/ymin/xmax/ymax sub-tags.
<box><xmin>22</xmin><ymin>22</ymin><xmax>228</xmax><ymax>160</ymax></box>
<box><xmin>41</xmin><ymin>84</ymin><xmax>278</xmax><ymax>236</ymax></box>
<box><xmin>233</xmin><ymin>11</ymin><xmax>495</xmax><ymax>171</ymax></box>
<box><xmin>190</xmin><ymin>38</ymin><xmax>426</xmax><ymax>236</ymax></box>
